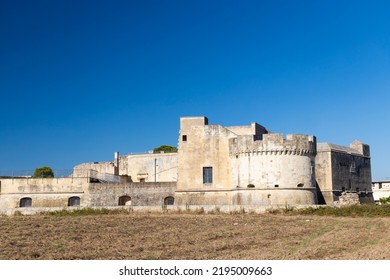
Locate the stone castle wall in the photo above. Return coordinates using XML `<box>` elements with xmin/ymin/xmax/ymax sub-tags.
<box><xmin>176</xmin><ymin>117</ymin><xmax>318</xmax><ymax>206</ymax></box>
<box><xmin>73</xmin><ymin>152</ymin><xmax>178</xmax><ymax>183</ymax></box>
<box><xmin>0</xmin><ymin>116</ymin><xmax>374</xmax><ymax>210</ymax></box>
<box><xmin>0</xmin><ymin>177</ymin><xmax>89</xmax><ymax>208</ymax></box>
<box><xmin>87</xmin><ymin>182</ymin><xmax>176</xmax><ymax>206</ymax></box>
<box><xmin>230</xmin><ymin>133</ymin><xmax>317</xmax><ymax>191</ymax></box>
<box><xmin>316</xmin><ymin>141</ymin><xmax>373</xmax><ymax>205</ymax></box>
<box><xmin>0</xmin><ymin>177</ymin><xmax>176</xmax><ymax>209</ymax></box>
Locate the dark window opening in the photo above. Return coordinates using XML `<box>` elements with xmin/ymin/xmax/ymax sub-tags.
<box><xmin>274</xmin><ymin>184</ymin><xmax>279</xmax><ymax>188</ymax></box>
<box><xmin>203</xmin><ymin>167</ymin><xmax>213</xmax><ymax>184</ymax></box>
<box><xmin>68</xmin><ymin>196</ymin><xmax>80</xmax><ymax>207</ymax></box>
<box><xmin>297</xmin><ymin>183</ymin><xmax>304</xmax><ymax>188</ymax></box>
<box><xmin>247</xmin><ymin>184</ymin><xmax>255</xmax><ymax>188</ymax></box>
<box><xmin>139</xmin><ymin>178</ymin><xmax>145</xmax><ymax>183</ymax></box>
<box><xmin>118</xmin><ymin>196</ymin><xmax>132</xmax><ymax>206</ymax></box>
<box><xmin>164</xmin><ymin>196</ymin><xmax>174</xmax><ymax>205</ymax></box>
<box><xmin>20</xmin><ymin>197</ymin><xmax>32</xmax><ymax>208</ymax></box>
<box><xmin>182</xmin><ymin>135</ymin><xmax>187</xmax><ymax>141</ymax></box>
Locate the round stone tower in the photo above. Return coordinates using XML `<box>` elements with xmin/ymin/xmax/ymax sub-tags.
<box><xmin>229</xmin><ymin>133</ymin><xmax>318</xmax><ymax>206</ymax></box>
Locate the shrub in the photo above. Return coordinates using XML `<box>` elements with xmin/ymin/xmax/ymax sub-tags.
<box><xmin>153</xmin><ymin>145</ymin><xmax>178</xmax><ymax>153</ymax></box>
<box><xmin>379</xmin><ymin>196</ymin><xmax>390</xmax><ymax>205</ymax></box>
<box><xmin>33</xmin><ymin>166</ymin><xmax>54</xmax><ymax>178</ymax></box>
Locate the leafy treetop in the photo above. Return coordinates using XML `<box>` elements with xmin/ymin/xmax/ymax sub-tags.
<box><xmin>153</xmin><ymin>145</ymin><xmax>178</xmax><ymax>153</ymax></box>
<box><xmin>33</xmin><ymin>166</ymin><xmax>54</xmax><ymax>178</ymax></box>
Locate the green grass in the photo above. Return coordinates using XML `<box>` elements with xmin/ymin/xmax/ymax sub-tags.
<box><xmin>20</xmin><ymin>204</ymin><xmax>390</xmax><ymax>217</ymax></box>
<box><xmin>40</xmin><ymin>207</ymin><xmax>133</xmax><ymax>216</ymax></box>
<box><xmin>291</xmin><ymin>204</ymin><xmax>390</xmax><ymax>217</ymax></box>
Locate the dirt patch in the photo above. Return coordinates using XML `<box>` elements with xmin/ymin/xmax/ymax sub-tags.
<box><xmin>1</xmin><ymin>212</ymin><xmax>390</xmax><ymax>260</ymax></box>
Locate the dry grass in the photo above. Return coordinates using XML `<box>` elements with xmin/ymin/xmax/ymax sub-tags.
<box><xmin>1</xmin><ymin>211</ymin><xmax>390</xmax><ymax>260</ymax></box>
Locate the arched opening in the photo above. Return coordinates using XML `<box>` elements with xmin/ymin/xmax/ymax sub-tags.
<box><xmin>164</xmin><ymin>196</ymin><xmax>174</xmax><ymax>206</ymax></box>
<box><xmin>118</xmin><ymin>195</ymin><xmax>132</xmax><ymax>206</ymax></box>
<box><xmin>20</xmin><ymin>197</ymin><xmax>32</xmax><ymax>208</ymax></box>
<box><xmin>68</xmin><ymin>196</ymin><xmax>80</xmax><ymax>207</ymax></box>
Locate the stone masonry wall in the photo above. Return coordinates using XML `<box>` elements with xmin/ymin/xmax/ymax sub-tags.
<box><xmin>87</xmin><ymin>182</ymin><xmax>176</xmax><ymax>207</ymax></box>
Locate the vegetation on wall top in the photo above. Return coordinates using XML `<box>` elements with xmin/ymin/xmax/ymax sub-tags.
<box><xmin>33</xmin><ymin>166</ymin><xmax>54</xmax><ymax>178</ymax></box>
<box><xmin>153</xmin><ymin>145</ymin><xmax>178</xmax><ymax>153</ymax></box>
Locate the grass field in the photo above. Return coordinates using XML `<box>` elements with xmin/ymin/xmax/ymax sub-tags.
<box><xmin>1</xmin><ymin>206</ymin><xmax>390</xmax><ymax>260</ymax></box>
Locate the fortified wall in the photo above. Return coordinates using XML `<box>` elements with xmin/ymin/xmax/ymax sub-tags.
<box><xmin>175</xmin><ymin>117</ymin><xmax>318</xmax><ymax>207</ymax></box>
<box><xmin>0</xmin><ymin>116</ymin><xmax>374</xmax><ymax>213</ymax></box>
<box><xmin>316</xmin><ymin>141</ymin><xmax>373</xmax><ymax>205</ymax></box>
<box><xmin>74</xmin><ymin>152</ymin><xmax>177</xmax><ymax>183</ymax></box>
<box><xmin>230</xmin><ymin>133</ymin><xmax>316</xmax><ymax>188</ymax></box>
<box><xmin>87</xmin><ymin>182</ymin><xmax>176</xmax><ymax>207</ymax></box>
<box><xmin>0</xmin><ymin>177</ymin><xmax>89</xmax><ymax>208</ymax></box>
<box><xmin>0</xmin><ymin>176</ymin><xmax>176</xmax><ymax>211</ymax></box>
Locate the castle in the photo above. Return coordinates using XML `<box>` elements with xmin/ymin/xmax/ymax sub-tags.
<box><xmin>0</xmin><ymin>116</ymin><xmax>373</xmax><ymax>214</ymax></box>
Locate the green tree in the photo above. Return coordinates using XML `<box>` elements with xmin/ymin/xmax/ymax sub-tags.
<box><xmin>153</xmin><ymin>145</ymin><xmax>178</xmax><ymax>153</ymax></box>
<box><xmin>33</xmin><ymin>166</ymin><xmax>54</xmax><ymax>178</ymax></box>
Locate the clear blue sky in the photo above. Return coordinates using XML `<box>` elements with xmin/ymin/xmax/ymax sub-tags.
<box><xmin>1</xmin><ymin>0</ymin><xmax>389</xmax><ymax>180</ymax></box>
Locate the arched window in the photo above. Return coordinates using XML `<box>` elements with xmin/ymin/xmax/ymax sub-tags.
<box><xmin>164</xmin><ymin>196</ymin><xmax>174</xmax><ymax>206</ymax></box>
<box><xmin>118</xmin><ymin>196</ymin><xmax>132</xmax><ymax>206</ymax></box>
<box><xmin>68</xmin><ymin>196</ymin><xmax>80</xmax><ymax>207</ymax></box>
<box><xmin>20</xmin><ymin>197</ymin><xmax>32</xmax><ymax>208</ymax></box>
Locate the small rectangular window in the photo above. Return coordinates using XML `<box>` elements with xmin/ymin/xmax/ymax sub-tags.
<box><xmin>182</xmin><ymin>135</ymin><xmax>187</xmax><ymax>141</ymax></box>
<box><xmin>203</xmin><ymin>167</ymin><xmax>213</xmax><ymax>184</ymax></box>
<box><xmin>274</xmin><ymin>184</ymin><xmax>279</xmax><ymax>188</ymax></box>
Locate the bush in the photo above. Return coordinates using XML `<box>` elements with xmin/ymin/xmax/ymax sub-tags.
<box><xmin>379</xmin><ymin>196</ymin><xmax>390</xmax><ymax>205</ymax></box>
<box><xmin>153</xmin><ymin>145</ymin><xmax>178</xmax><ymax>153</ymax></box>
<box><xmin>33</xmin><ymin>166</ymin><xmax>54</xmax><ymax>178</ymax></box>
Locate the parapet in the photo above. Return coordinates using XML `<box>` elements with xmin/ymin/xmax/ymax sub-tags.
<box><xmin>317</xmin><ymin>140</ymin><xmax>370</xmax><ymax>157</ymax></box>
<box><xmin>230</xmin><ymin>133</ymin><xmax>317</xmax><ymax>156</ymax></box>
<box><xmin>180</xmin><ymin>116</ymin><xmax>208</xmax><ymax>132</ymax></box>
<box><xmin>350</xmin><ymin>140</ymin><xmax>370</xmax><ymax>157</ymax></box>
<box><xmin>226</xmin><ymin>122</ymin><xmax>268</xmax><ymax>139</ymax></box>
<box><xmin>180</xmin><ymin>117</ymin><xmax>269</xmax><ymax>141</ymax></box>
